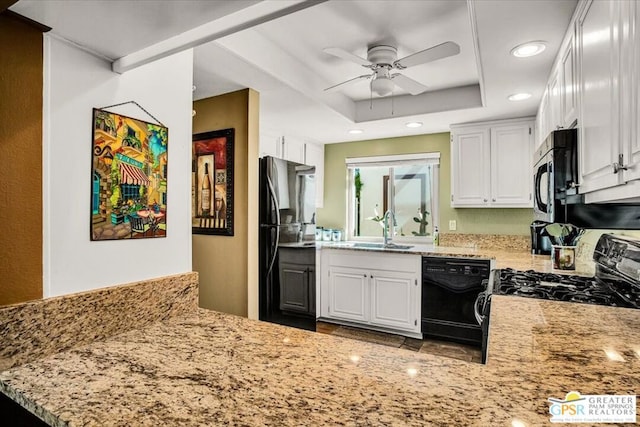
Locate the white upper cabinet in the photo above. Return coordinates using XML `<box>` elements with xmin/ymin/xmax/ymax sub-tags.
<box><xmin>490</xmin><ymin>124</ymin><xmax>534</xmax><ymax>206</ymax></box>
<box><xmin>548</xmin><ymin>67</ymin><xmax>563</xmax><ymax>132</ymax></box>
<box><xmin>451</xmin><ymin>127</ymin><xmax>490</xmax><ymax>206</ymax></box>
<box><xmin>626</xmin><ymin>0</ymin><xmax>640</xmax><ymax>184</ymax></box>
<box><xmin>282</xmin><ymin>136</ymin><xmax>305</xmax><ymax>164</ymax></box>
<box><xmin>259</xmin><ymin>132</ymin><xmax>282</xmax><ymax>159</ymax></box>
<box><xmin>576</xmin><ymin>0</ymin><xmax>623</xmax><ymax>195</ymax></box>
<box><xmin>451</xmin><ymin>118</ymin><xmax>534</xmax><ymax>208</ymax></box>
<box><xmin>561</xmin><ymin>30</ymin><xmax>578</xmax><ymax>127</ymax></box>
<box><xmin>537</xmin><ymin>30</ymin><xmax>577</xmax><ymax>148</ymax></box>
<box><xmin>536</xmin><ymin>89</ymin><xmax>550</xmax><ymax>147</ymax></box>
<box><xmin>259</xmin><ymin>132</ymin><xmax>325</xmax><ymax>207</ymax></box>
<box><xmin>536</xmin><ymin>0</ymin><xmax>640</xmax><ymax>203</ymax></box>
<box><xmin>304</xmin><ymin>142</ymin><xmax>325</xmax><ymax>208</ymax></box>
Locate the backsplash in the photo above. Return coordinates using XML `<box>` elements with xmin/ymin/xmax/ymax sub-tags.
<box><xmin>440</xmin><ymin>233</ymin><xmax>530</xmax><ymax>252</ymax></box>
<box><xmin>575</xmin><ymin>229</ymin><xmax>640</xmax><ymax>276</ymax></box>
<box><xmin>0</xmin><ymin>272</ymin><xmax>198</xmax><ymax>371</ymax></box>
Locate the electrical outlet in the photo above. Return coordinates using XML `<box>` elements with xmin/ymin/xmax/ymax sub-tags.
<box><xmin>449</xmin><ymin>220</ymin><xmax>457</xmax><ymax>231</ymax></box>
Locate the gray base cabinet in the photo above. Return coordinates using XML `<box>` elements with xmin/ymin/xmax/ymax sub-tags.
<box><xmin>278</xmin><ymin>247</ymin><xmax>315</xmax><ymax>316</ymax></box>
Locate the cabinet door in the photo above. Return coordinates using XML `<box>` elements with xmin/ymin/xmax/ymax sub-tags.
<box><xmin>451</xmin><ymin>129</ymin><xmax>490</xmax><ymax>206</ymax></box>
<box><xmin>549</xmin><ymin>68</ymin><xmax>562</xmax><ymax>131</ymax></box>
<box><xmin>283</xmin><ymin>136</ymin><xmax>305</xmax><ymax>164</ymax></box>
<box><xmin>561</xmin><ymin>32</ymin><xmax>577</xmax><ymax>127</ymax></box>
<box><xmin>279</xmin><ymin>262</ymin><xmax>310</xmax><ymax>314</ymax></box>
<box><xmin>490</xmin><ymin>124</ymin><xmax>533</xmax><ymax>207</ymax></box>
<box><xmin>370</xmin><ymin>271</ymin><xmax>419</xmax><ymax>332</ymax></box>
<box><xmin>327</xmin><ymin>267</ymin><xmax>368</xmax><ymax>322</ymax></box>
<box><xmin>260</xmin><ymin>133</ymin><xmax>282</xmax><ymax>158</ymax></box>
<box><xmin>577</xmin><ymin>0</ymin><xmax>623</xmax><ymax>193</ymax></box>
<box><xmin>308</xmin><ymin>266</ymin><xmax>316</xmax><ymax>316</ymax></box>
<box><xmin>304</xmin><ymin>142</ymin><xmax>325</xmax><ymax>208</ymax></box>
<box><xmin>537</xmin><ymin>89</ymin><xmax>550</xmax><ymax>146</ymax></box>
<box><xmin>625</xmin><ymin>0</ymin><xmax>640</xmax><ymax>183</ymax></box>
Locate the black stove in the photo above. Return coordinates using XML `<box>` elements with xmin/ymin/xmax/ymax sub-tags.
<box><xmin>493</xmin><ymin>234</ymin><xmax>640</xmax><ymax>310</ymax></box>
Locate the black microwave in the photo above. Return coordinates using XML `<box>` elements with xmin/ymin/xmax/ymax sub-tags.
<box><xmin>532</xmin><ymin>129</ymin><xmax>580</xmax><ymax>223</ymax></box>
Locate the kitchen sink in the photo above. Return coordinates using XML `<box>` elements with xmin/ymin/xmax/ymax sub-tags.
<box><xmin>352</xmin><ymin>242</ymin><xmax>413</xmax><ymax>250</ymax></box>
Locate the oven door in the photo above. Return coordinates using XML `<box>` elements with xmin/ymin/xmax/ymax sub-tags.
<box><xmin>533</xmin><ymin>154</ymin><xmax>553</xmax><ymax>222</ymax></box>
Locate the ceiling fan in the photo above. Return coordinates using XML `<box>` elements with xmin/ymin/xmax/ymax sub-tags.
<box><xmin>323</xmin><ymin>41</ymin><xmax>460</xmax><ymax>97</ymax></box>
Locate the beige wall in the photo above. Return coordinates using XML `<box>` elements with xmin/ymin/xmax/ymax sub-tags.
<box><xmin>317</xmin><ymin>133</ymin><xmax>533</xmax><ymax>236</ymax></box>
<box><xmin>0</xmin><ymin>12</ymin><xmax>44</xmax><ymax>305</ymax></box>
<box><xmin>192</xmin><ymin>89</ymin><xmax>259</xmax><ymax>317</ymax></box>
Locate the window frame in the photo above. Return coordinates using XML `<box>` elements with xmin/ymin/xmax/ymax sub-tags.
<box><xmin>345</xmin><ymin>153</ymin><xmax>440</xmax><ymax>243</ymax></box>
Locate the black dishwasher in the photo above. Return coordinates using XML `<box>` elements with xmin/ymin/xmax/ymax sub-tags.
<box><xmin>421</xmin><ymin>257</ymin><xmax>491</xmax><ymax>346</ymax></box>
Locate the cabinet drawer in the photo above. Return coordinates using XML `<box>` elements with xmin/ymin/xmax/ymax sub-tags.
<box><xmin>279</xmin><ymin>247</ymin><xmax>315</xmax><ymax>265</ymax></box>
<box><xmin>325</xmin><ymin>249</ymin><xmax>419</xmax><ymax>273</ymax></box>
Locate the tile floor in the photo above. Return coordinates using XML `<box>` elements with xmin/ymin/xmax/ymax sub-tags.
<box><xmin>316</xmin><ymin>321</ymin><xmax>482</xmax><ymax>363</ymax></box>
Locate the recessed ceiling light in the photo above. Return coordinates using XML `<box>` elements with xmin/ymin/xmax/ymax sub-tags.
<box><xmin>348</xmin><ymin>129</ymin><xmax>364</xmax><ymax>134</ymax></box>
<box><xmin>405</xmin><ymin>122</ymin><xmax>423</xmax><ymax>128</ymax></box>
<box><xmin>511</xmin><ymin>41</ymin><xmax>546</xmax><ymax>58</ymax></box>
<box><xmin>508</xmin><ymin>93</ymin><xmax>532</xmax><ymax>101</ymax></box>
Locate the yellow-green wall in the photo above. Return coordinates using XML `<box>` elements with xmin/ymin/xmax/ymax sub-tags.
<box><xmin>317</xmin><ymin>132</ymin><xmax>533</xmax><ymax>236</ymax></box>
<box><xmin>0</xmin><ymin>12</ymin><xmax>44</xmax><ymax>306</ymax></box>
<box><xmin>192</xmin><ymin>89</ymin><xmax>259</xmax><ymax>317</ymax></box>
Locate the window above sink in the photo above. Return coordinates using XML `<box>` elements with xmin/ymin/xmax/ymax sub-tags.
<box><xmin>346</xmin><ymin>153</ymin><xmax>440</xmax><ymax>244</ymax></box>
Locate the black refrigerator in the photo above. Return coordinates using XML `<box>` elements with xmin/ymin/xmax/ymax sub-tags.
<box><xmin>259</xmin><ymin>156</ymin><xmax>317</xmax><ymax>331</ymax></box>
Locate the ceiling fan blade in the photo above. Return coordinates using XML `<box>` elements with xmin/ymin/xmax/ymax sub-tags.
<box><xmin>394</xmin><ymin>41</ymin><xmax>460</xmax><ymax>69</ymax></box>
<box><xmin>323</xmin><ymin>47</ymin><xmax>372</xmax><ymax>67</ymax></box>
<box><xmin>391</xmin><ymin>74</ymin><xmax>428</xmax><ymax>95</ymax></box>
<box><xmin>324</xmin><ymin>74</ymin><xmax>372</xmax><ymax>92</ymax></box>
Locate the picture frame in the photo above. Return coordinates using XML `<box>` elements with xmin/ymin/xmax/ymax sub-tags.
<box><xmin>90</xmin><ymin>108</ymin><xmax>168</xmax><ymax>241</ymax></box>
<box><xmin>192</xmin><ymin>128</ymin><xmax>234</xmax><ymax>236</ymax></box>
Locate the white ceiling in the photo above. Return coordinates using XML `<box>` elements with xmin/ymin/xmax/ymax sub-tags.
<box><xmin>11</xmin><ymin>0</ymin><xmax>577</xmax><ymax>144</ymax></box>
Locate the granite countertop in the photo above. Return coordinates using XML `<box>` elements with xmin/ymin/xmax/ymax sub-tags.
<box><xmin>2</xmin><ymin>298</ymin><xmax>639</xmax><ymax>426</ymax></box>
<box><xmin>321</xmin><ymin>242</ymin><xmax>594</xmax><ymax>276</ymax></box>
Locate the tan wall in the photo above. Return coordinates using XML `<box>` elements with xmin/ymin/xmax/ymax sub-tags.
<box><xmin>317</xmin><ymin>133</ymin><xmax>533</xmax><ymax>236</ymax></box>
<box><xmin>0</xmin><ymin>12</ymin><xmax>44</xmax><ymax>305</ymax></box>
<box><xmin>192</xmin><ymin>89</ymin><xmax>259</xmax><ymax>317</ymax></box>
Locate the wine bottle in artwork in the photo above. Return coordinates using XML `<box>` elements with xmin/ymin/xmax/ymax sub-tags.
<box><xmin>201</xmin><ymin>163</ymin><xmax>211</xmax><ymax>216</ymax></box>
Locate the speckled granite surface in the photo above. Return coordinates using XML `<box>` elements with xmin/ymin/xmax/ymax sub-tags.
<box><xmin>1</xmin><ymin>298</ymin><xmax>638</xmax><ymax>427</ymax></box>
<box><xmin>322</xmin><ymin>242</ymin><xmax>594</xmax><ymax>275</ymax></box>
<box><xmin>0</xmin><ymin>272</ymin><xmax>198</xmax><ymax>372</ymax></box>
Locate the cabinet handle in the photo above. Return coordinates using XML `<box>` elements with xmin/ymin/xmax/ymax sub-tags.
<box><xmin>492</xmin><ymin>198</ymin><xmax>496</xmax><ymax>202</ymax></box>
<box><xmin>370</xmin><ymin>274</ymin><xmax>373</xmax><ymax>279</ymax></box>
<box><xmin>483</xmin><ymin>198</ymin><xmax>488</xmax><ymax>203</ymax></box>
<box><xmin>613</xmin><ymin>154</ymin><xmax>628</xmax><ymax>174</ymax></box>
<box><xmin>363</xmin><ymin>274</ymin><xmax>367</xmax><ymax>277</ymax></box>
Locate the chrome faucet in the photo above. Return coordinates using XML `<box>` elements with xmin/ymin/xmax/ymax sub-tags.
<box><xmin>383</xmin><ymin>209</ymin><xmax>397</xmax><ymax>246</ymax></box>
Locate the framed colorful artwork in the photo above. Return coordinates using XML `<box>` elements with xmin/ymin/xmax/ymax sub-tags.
<box><xmin>90</xmin><ymin>108</ymin><xmax>168</xmax><ymax>240</ymax></box>
<box><xmin>192</xmin><ymin>128</ymin><xmax>234</xmax><ymax>236</ymax></box>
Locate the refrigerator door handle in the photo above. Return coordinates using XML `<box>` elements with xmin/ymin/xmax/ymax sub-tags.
<box><xmin>266</xmin><ymin>174</ymin><xmax>281</xmax><ymax>278</ymax></box>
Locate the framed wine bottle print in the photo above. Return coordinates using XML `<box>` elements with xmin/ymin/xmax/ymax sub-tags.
<box><xmin>192</xmin><ymin>128</ymin><xmax>234</xmax><ymax>236</ymax></box>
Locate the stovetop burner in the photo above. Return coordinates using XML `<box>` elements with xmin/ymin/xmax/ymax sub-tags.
<box><xmin>494</xmin><ymin>268</ymin><xmax>639</xmax><ymax>309</ymax></box>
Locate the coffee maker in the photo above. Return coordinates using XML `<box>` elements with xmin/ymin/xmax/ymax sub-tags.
<box><xmin>530</xmin><ymin>220</ymin><xmax>552</xmax><ymax>255</ymax></box>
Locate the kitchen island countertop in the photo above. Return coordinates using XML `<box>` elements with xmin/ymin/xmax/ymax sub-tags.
<box><xmin>1</xmin><ymin>296</ymin><xmax>638</xmax><ymax>426</ymax></box>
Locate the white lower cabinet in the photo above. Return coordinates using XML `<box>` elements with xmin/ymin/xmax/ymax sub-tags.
<box><xmin>327</xmin><ymin>266</ymin><xmax>368</xmax><ymax>323</ymax></box>
<box><xmin>320</xmin><ymin>249</ymin><xmax>421</xmax><ymax>338</ymax></box>
<box><xmin>369</xmin><ymin>272</ymin><xmax>416</xmax><ymax>331</ymax></box>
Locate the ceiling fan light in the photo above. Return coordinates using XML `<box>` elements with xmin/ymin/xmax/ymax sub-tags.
<box><xmin>511</xmin><ymin>41</ymin><xmax>546</xmax><ymax>58</ymax></box>
<box><xmin>371</xmin><ymin>77</ymin><xmax>395</xmax><ymax>96</ymax></box>
<box><xmin>508</xmin><ymin>92</ymin><xmax>532</xmax><ymax>101</ymax></box>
